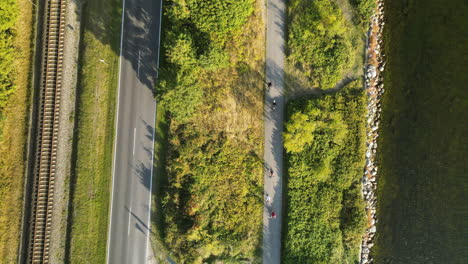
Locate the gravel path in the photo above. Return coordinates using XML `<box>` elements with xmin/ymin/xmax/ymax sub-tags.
<box><xmin>263</xmin><ymin>0</ymin><xmax>286</xmax><ymax>263</ymax></box>
<box><xmin>49</xmin><ymin>0</ymin><xmax>81</xmax><ymax>262</ymax></box>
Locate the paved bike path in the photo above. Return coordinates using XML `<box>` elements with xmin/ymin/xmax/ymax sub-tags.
<box><xmin>263</xmin><ymin>0</ymin><xmax>286</xmax><ymax>263</ymax></box>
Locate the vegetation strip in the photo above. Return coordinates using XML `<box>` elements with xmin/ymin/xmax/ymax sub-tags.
<box><xmin>66</xmin><ymin>0</ymin><xmax>121</xmax><ymax>262</ymax></box>
<box><xmin>283</xmin><ymin>82</ymin><xmax>367</xmax><ymax>263</ymax></box>
<box><xmin>282</xmin><ymin>0</ymin><xmax>375</xmax><ymax>263</ymax></box>
<box><xmin>0</xmin><ymin>0</ymin><xmax>33</xmax><ymax>262</ymax></box>
<box><xmin>152</xmin><ymin>0</ymin><xmax>265</xmax><ymax>262</ymax></box>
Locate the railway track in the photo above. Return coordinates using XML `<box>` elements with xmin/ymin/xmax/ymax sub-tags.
<box><xmin>27</xmin><ymin>0</ymin><xmax>67</xmax><ymax>263</ymax></box>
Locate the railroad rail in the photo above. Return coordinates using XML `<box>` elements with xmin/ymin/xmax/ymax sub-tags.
<box><xmin>27</xmin><ymin>0</ymin><xmax>67</xmax><ymax>263</ymax></box>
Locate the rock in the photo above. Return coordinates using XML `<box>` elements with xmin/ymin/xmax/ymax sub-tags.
<box><xmin>367</xmin><ymin>65</ymin><xmax>377</xmax><ymax>78</ymax></box>
<box><xmin>368</xmin><ymin>243</ymin><xmax>374</xmax><ymax>248</ymax></box>
<box><xmin>369</xmin><ymin>225</ymin><xmax>377</xmax><ymax>233</ymax></box>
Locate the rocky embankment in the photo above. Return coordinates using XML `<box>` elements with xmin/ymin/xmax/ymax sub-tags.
<box><xmin>361</xmin><ymin>1</ymin><xmax>386</xmax><ymax>263</ymax></box>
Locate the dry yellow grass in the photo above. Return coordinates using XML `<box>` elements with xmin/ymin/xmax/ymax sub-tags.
<box><xmin>0</xmin><ymin>0</ymin><xmax>34</xmax><ymax>262</ymax></box>
<box><xmin>195</xmin><ymin>0</ymin><xmax>265</xmax><ymax>141</ymax></box>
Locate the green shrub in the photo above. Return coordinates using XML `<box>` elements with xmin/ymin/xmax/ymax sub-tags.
<box><xmin>162</xmin><ymin>128</ymin><xmax>262</xmax><ymax>263</ymax></box>
<box><xmin>157</xmin><ymin>31</ymin><xmax>203</xmax><ymax>122</ymax></box>
<box><xmin>156</xmin><ymin>0</ymin><xmax>254</xmax><ymax>122</ymax></box>
<box><xmin>350</xmin><ymin>0</ymin><xmax>376</xmax><ymax>23</ymax></box>
<box><xmin>283</xmin><ymin>81</ymin><xmax>367</xmax><ymax>263</ymax></box>
<box><xmin>186</xmin><ymin>0</ymin><xmax>254</xmax><ymax>42</ymax></box>
<box><xmin>287</xmin><ymin>0</ymin><xmax>351</xmax><ymax>88</ymax></box>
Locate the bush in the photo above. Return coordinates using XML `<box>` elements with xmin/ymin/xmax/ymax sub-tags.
<box><xmin>156</xmin><ymin>0</ymin><xmax>254</xmax><ymax>122</ymax></box>
<box><xmin>157</xmin><ymin>31</ymin><xmax>203</xmax><ymax>121</ymax></box>
<box><xmin>162</xmin><ymin>128</ymin><xmax>263</xmax><ymax>263</ymax></box>
<box><xmin>287</xmin><ymin>0</ymin><xmax>351</xmax><ymax>88</ymax></box>
<box><xmin>350</xmin><ymin>0</ymin><xmax>376</xmax><ymax>23</ymax></box>
<box><xmin>186</xmin><ymin>0</ymin><xmax>254</xmax><ymax>42</ymax></box>
<box><xmin>283</xmin><ymin>81</ymin><xmax>367</xmax><ymax>263</ymax></box>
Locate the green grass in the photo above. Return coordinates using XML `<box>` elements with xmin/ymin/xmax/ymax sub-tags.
<box><xmin>375</xmin><ymin>0</ymin><xmax>468</xmax><ymax>263</ymax></box>
<box><xmin>66</xmin><ymin>0</ymin><xmax>121</xmax><ymax>263</ymax></box>
<box><xmin>152</xmin><ymin>0</ymin><xmax>265</xmax><ymax>263</ymax></box>
<box><xmin>0</xmin><ymin>0</ymin><xmax>33</xmax><ymax>262</ymax></box>
<box><xmin>0</xmin><ymin>0</ymin><xmax>18</xmax><ymax>110</ymax></box>
<box><xmin>282</xmin><ymin>81</ymin><xmax>366</xmax><ymax>264</ymax></box>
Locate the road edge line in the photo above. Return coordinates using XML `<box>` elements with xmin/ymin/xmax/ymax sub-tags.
<box><xmin>145</xmin><ymin>1</ymin><xmax>163</xmax><ymax>262</ymax></box>
<box><xmin>106</xmin><ymin>0</ymin><xmax>126</xmax><ymax>262</ymax></box>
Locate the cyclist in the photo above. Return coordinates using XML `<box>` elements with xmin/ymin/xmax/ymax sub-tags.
<box><xmin>271</xmin><ymin>211</ymin><xmax>277</xmax><ymax>219</ymax></box>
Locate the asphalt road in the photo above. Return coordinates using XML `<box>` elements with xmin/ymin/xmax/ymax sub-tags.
<box><xmin>263</xmin><ymin>0</ymin><xmax>286</xmax><ymax>263</ymax></box>
<box><xmin>106</xmin><ymin>0</ymin><xmax>162</xmax><ymax>263</ymax></box>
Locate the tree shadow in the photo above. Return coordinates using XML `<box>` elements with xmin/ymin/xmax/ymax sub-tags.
<box><xmin>125</xmin><ymin>206</ymin><xmax>155</xmax><ymax>235</ymax></box>
<box><xmin>77</xmin><ymin>0</ymin><xmax>162</xmax><ymax>94</ymax></box>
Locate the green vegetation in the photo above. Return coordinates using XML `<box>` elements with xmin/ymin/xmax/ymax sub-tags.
<box><xmin>0</xmin><ymin>0</ymin><xmax>18</xmax><ymax>110</ymax></box>
<box><xmin>287</xmin><ymin>0</ymin><xmax>353</xmax><ymax>89</ymax></box>
<box><xmin>285</xmin><ymin>0</ymin><xmax>374</xmax><ymax>96</ymax></box>
<box><xmin>156</xmin><ymin>0</ymin><xmax>255</xmax><ymax>122</ymax></box>
<box><xmin>150</xmin><ymin>104</ymin><xmax>171</xmax><ymax>262</ymax></box>
<box><xmin>185</xmin><ymin>0</ymin><xmax>254</xmax><ymax>40</ymax></box>
<box><xmin>283</xmin><ymin>81</ymin><xmax>366</xmax><ymax>264</ymax></box>
<box><xmin>0</xmin><ymin>0</ymin><xmax>33</xmax><ymax>262</ymax></box>
<box><xmin>350</xmin><ymin>0</ymin><xmax>375</xmax><ymax>23</ymax></box>
<box><xmin>282</xmin><ymin>0</ymin><xmax>370</xmax><ymax>262</ymax></box>
<box><xmin>375</xmin><ymin>0</ymin><xmax>468</xmax><ymax>263</ymax></box>
<box><xmin>153</xmin><ymin>0</ymin><xmax>265</xmax><ymax>262</ymax></box>
<box><xmin>67</xmin><ymin>0</ymin><xmax>121</xmax><ymax>263</ymax></box>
